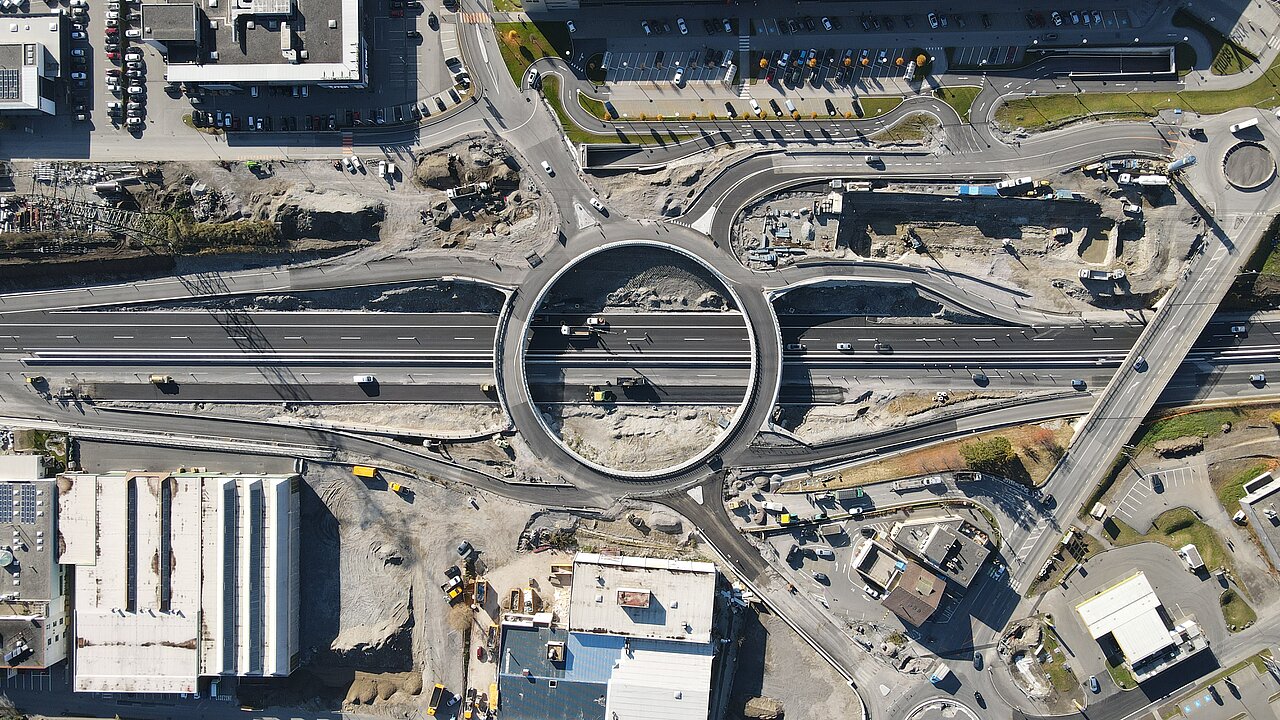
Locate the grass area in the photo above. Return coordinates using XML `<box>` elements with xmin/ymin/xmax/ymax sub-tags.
<box><xmin>492</xmin><ymin>0</ymin><xmax>522</xmax><ymax>10</ymax></box>
<box><xmin>1106</xmin><ymin>656</ymin><xmax>1137</xmax><ymax>690</ymax></box>
<box><xmin>1040</xmin><ymin>630</ymin><xmax>1081</xmax><ymax>693</ymax></box>
<box><xmin>493</xmin><ymin>21</ymin><xmax>571</xmax><ymax>84</ymax></box>
<box><xmin>1221</xmin><ymin>589</ymin><xmax>1257</xmax><ymax>630</ymax></box>
<box><xmin>857</xmin><ymin>96</ymin><xmax>903</xmax><ymax>117</ymax></box>
<box><xmin>1211</xmin><ymin>458</ymin><xmax>1277</xmax><ymax>514</ymax></box>
<box><xmin>1135</xmin><ymin>407</ymin><xmax>1245</xmax><ymax>448</ymax></box>
<box><xmin>871</xmin><ymin>113</ymin><xmax>940</xmax><ymax>143</ymax></box>
<box><xmin>995</xmin><ymin>53</ymin><xmax>1280</xmax><ymax>131</ymax></box>
<box><xmin>1173</xmin><ymin>8</ymin><xmax>1258</xmax><ymax>76</ymax></box>
<box><xmin>790</xmin><ymin>419</ymin><xmax>1073</xmax><ymax>492</ymax></box>
<box><xmin>934</xmin><ymin>86</ymin><xmax>981</xmax><ymax>121</ymax></box>
<box><xmin>577</xmin><ymin>91</ymin><xmax>610</xmax><ymax>120</ymax></box>
<box><xmin>1026</xmin><ymin>532</ymin><xmax>1102</xmax><ymax>597</ymax></box>
<box><xmin>1225</xmin><ymin>218</ymin><xmax>1280</xmax><ymax>309</ymax></box>
<box><xmin>539</xmin><ymin>76</ymin><xmax>691</xmax><ymax>146</ymax></box>
<box><xmin>1104</xmin><ymin>507</ymin><xmax>1239</xmax><ymax>591</ymax></box>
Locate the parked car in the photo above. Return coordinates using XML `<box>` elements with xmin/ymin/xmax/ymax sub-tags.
<box><xmin>1089</xmin><ymin>676</ymin><xmax>1100</xmax><ymax>693</ymax></box>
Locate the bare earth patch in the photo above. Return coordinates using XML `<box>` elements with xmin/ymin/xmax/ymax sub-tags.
<box><xmin>540</xmin><ymin>404</ymin><xmax>735</xmax><ymax>472</ymax></box>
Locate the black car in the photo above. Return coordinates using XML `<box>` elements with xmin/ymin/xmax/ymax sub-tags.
<box><xmin>703</xmin><ymin>18</ymin><xmax>716</xmax><ymax>34</ymax></box>
<box><xmin>824</xmin><ymin>98</ymin><xmax>836</xmax><ymax>116</ymax></box>
<box><xmin>407</xmin><ymin>29</ymin><xmax>422</xmax><ymax>39</ymax></box>
<box><xmin>427</xmin><ymin>12</ymin><xmax>437</xmax><ymax>29</ymax></box>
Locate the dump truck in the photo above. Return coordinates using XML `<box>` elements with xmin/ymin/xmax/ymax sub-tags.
<box><xmin>891</xmin><ymin>476</ymin><xmax>944</xmax><ymax>493</ymax></box>
<box><xmin>441</xmin><ymin>576</ymin><xmax>464</xmax><ymax>603</ymax></box>
<box><xmin>388</xmin><ymin>481</ymin><xmax>407</xmax><ymax>495</ymax></box>
<box><xmin>352</xmin><ymin>465</ymin><xmax>377</xmax><ymax>478</ymax></box>
<box><xmin>428</xmin><ymin>684</ymin><xmax>447</xmax><ymax>715</ymax></box>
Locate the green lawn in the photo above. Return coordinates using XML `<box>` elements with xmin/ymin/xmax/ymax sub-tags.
<box><xmin>872</xmin><ymin>113</ymin><xmax>940</xmax><ymax>143</ymax></box>
<box><xmin>492</xmin><ymin>0</ymin><xmax>522</xmax><ymax>10</ymax></box>
<box><xmin>578</xmin><ymin>92</ymin><xmax>610</xmax><ymax>120</ymax></box>
<box><xmin>1106</xmin><ymin>656</ymin><xmax>1137</xmax><ymax>690</ymax></box>
<box><xmin>935</xmin><ymin>86</ymin><xmax>981</xmax><ymax>121</ymax></box>
<box><xmin>1135</xmin><ymin>408</ymin><xmax>1243</xmax><ymax>448</ymax></box>
<box><xmin>1214</xmin><ymin>460</ymin><xmax>1275</xmax><ymax>514</ymax></box>
<box><xmin>1221</xmin><ymin>589</ymin><xmax>1257</xmax><ymax>630</ymax></box>
<box><xmin>539</xmin><ymin>75</ymin><xmax>616</xmax><ymax>144</ymax></box>
<box><xmin>1040</xmin><ymin>630</ymin><xmax>1080</xmax><ymax>693</ymax></box>
<box><xmin>858</xmin><ymin>96</ymin><xmax>904</xmax><ymax>117</ymax></box>
<box><xmin>1104</xmin><ymin>508</ymin><xmax>1235</xmax><ymax>584</ymax></box>
<box><xmin>995</xmin><ymin>54</ymin><xmax>1280</xmax><ymax>130</ymax></box>
<box><xmin>493</xmin><ymin>21</ymin><xmax>571</xmax><ymax>84</ymax></box>
<box><xmin>1173</xmin><ymin>8</ymin><xmax>1258</xmax><ymax>76</ymax></box>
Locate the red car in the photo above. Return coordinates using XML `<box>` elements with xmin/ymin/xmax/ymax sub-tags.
<box><xmin>389</xmin><ymin>7</ymin><xmax>403</xmax><ymax>16</ymax></box>
<box><xmin>106</xmin><ymin>52</ymin><xmax>120</xmax><ymax>61</ymax></box>
<box><xmin>105</xmin><ymin>26</ymin><xmax>119</xmax><ymax>34</ymax></box>
<box><xmin>232</xmin><ymin>115</ymin><xmax>241</xmax><ymax>130</ymax></box>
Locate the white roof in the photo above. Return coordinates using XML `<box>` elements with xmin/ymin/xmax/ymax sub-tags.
<box><xmin>569</xmin><ymin>553</ymin><xmax>716</xmax><ymax>643</ymax></box>
<box><xmin>604</xmin><ymin>638</ymin><xmax>713</xmax><ymax>720</ymax></box>
<box><xmin>0</xmin><ymin>454</ymin><xmax>44</xmax><ymax>479</ymax></box>
<box><xmin>61</xmin><ymin>471</ymin><xmax>299</xmax><ymax>693</ymax></box>
<box><xmin>1075</xmin><ymin>572</ymin><xmax>1174</xmax><ymax>663</ymax></box>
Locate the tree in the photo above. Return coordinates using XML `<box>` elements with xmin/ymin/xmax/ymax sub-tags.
<box><xmin>917</xmin><ymin>54</ymin><xmax>928</xmax><ymax>66</ymax></box>
<box><xmin>959</xmin><ymin>436</ymin><xmax>1016</xmax><ymax>474</ymax></box>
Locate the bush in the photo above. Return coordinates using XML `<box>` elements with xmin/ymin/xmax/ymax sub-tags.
<box><xmin>1269</xmin><ymin>410</ymin><xmax>1280</xmax><ymax>426</ymax></box>
<box><xmin>173</xmin><ymin>220</ymin><xmax>281</xmax><ymax>254</ymax></box>
<box><xmin>960</xmin><ymin>436</ymin><xmax>1016</xmax><ymax>474</ymax></box>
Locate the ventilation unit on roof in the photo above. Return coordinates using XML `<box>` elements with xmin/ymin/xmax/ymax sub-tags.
<box><xmin>328</xmin><ymin>19</ymin><xmax>336</xmax><ymax>28</ymax></box>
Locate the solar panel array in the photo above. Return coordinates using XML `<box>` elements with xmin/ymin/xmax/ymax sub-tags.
<box><xmin>0</xmin><ymin>484</ymin><xmax>40</xmax><ymax>524</ymax></box>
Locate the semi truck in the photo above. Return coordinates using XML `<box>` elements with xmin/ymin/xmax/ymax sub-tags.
<box><xmin>1136</xmin><ymin>175</ymin><xmax>1169</xmax><ymax>187</ymax></box>
<box><xmin>891</xmin><ymin>476</ymin><xmax>944</xmax><ymax>493</ymax></box>
<box><xmin>560</xmin><ymin>324</ymin><xmax>595</xmax><ymax>337</ymax></box>
<box><xmin>1078</xmin><ymin>268</ymin><xmax>1126</xmax><ymax>281</ymax></box>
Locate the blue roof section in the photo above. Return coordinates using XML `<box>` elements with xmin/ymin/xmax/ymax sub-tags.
<box><xmin>499</xmin><ymin>625</ymin><xmax>609</xmax><ymax>720</ymax></box>
<box><xmin>565</xmin><ymin>633</ymin><xmax>624</xmax><ymax>684</ymax></box>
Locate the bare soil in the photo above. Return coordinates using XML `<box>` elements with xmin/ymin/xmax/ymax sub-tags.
<box><xmin>775</xmin><ymin>389</ymin><xmax>1026</xmax><ymax>444</ymax></box>
<box><xmin>541</xmin><ymin>244</ymin><xmax>734</xmax><ymax>312</ymax></box>
<box><xmin>539</xmin><ymin>404</ymin><xmax>735</xmax><ymax>472</ymax></box>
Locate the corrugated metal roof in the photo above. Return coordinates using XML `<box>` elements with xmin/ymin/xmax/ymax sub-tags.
<box><xmin>604</xmin><ymin>638</ymin><xmax>713</xmax><ymax>720</ymax></box>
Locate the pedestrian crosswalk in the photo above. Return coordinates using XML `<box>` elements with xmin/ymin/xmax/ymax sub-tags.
<box><xmin>341</xmin><ymin>132</ymin><xmax>353</xmax><ymax>155</ymax></box>
<box><xmin>457</xmin><ymin>11</ymin><xmax>490</xmax><ymax>24</ymax></box>
<box><xmin>736</xmin><ymin>32</ymin><xmax>751</xmax><ymax>98</ymax></box>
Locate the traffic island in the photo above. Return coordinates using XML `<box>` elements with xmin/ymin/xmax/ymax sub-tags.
<box><xmin>1222</xmin><ymin>141</ymin><xmax>1276</xmax><ymax>191</ymax></box>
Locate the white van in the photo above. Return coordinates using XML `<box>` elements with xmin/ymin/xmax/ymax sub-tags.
<box><xmin>353</xmin><ymin>374</ymin><xmax>375</xmax><ymax>384</ymax></box>
<box><xmin>784</xmin><ymin>99</ymin><xmax>797</xmax><ymax>115</ymax></box>
<box><xmin>761</xmin><ymin>501</ymin><xmax>786</xmax><ymax>513</ymax></box>
<box><xmin>749</xmin><ymin>98</ymin><xmax>762</xmax><ymax>117</ymax></box>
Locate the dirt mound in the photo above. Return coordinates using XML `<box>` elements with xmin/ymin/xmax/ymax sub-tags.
<box><xmin>273</xmin><ymin>187</ymin><xmax>384</xmax><ymax>240</ymax></box>
<box><xmin>543</xmin><ymin>245</ymin><xmax>736</xmax><ymax>312</ymax></box>
<box><xmin>413</xmin><ymin>138</ymin><xmax>519</xmax><ymax>190</ymax></box>
<box><xmin>742</xmin><ymin>696</ymin><xmax>785</xmax><ymax>719</ymax></box>
<box><xmin>1154</xmin><ymin>436</ymin><xmax>1205</xmax><ymax>458</ymax></box>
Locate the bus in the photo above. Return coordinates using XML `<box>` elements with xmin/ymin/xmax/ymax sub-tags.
<box><xmin>1230</xmin><ymin>117</ymin><xmax>1259</xmax><ymax>133</ymax></box>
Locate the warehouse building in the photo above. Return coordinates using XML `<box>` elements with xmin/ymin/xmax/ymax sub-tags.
<box><xmin>1075</xmin><ymin>572</ymin><xmax>1209</xmax><ymax>682</ymax></box>
<box><xmin>0</xmin><ymin>15</ymin><xmax>68</xmax><ymax>115</ymax></box>
<box><xmin>57</xmin><ymin>470</ymin><xmax>300</xmax><ymax>694</ymax></box>
<box><xmin>498</xmin><ymin>553</ymin><xmax>720</xmax><ymax>720</ymax></box>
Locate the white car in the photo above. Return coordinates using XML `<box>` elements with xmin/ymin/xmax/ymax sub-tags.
<box><xmin>676</xmin><ymin>17</ymin><xmax>687</xmax><ymax>34</ymax></box>
<box><xmin>526</xmin><ymin>67</ymin><xmax>540</xmax><ymax>88</ymax></box>
<box><xmin>70</xmin><ymin>31</ymin><xmax>86</xmax><ymax>40</ymax></box>
<box><xmin>127</xmin><ymin>84</ymin><xmax>144</xmax><ymax>94</ymax></box>
<box><xmin>125</xmin><ymin>28</ymin><xmax>141</xmax><ymax>37</ymax></box>
<box><xmin>589</xmin><ymin>198</ymin><xmax>605</xmax><ymax>212</ymax></box>
<box><xmin>71</xmin><ymin>47</ymin><xmax>86</xmax><ymax>56</ymax></box>
<box><xmin>864</xmin><ymin>585</ymin><xmax>882</xmax><ymax>599</ymax></box>
<box><xmin>70</xmin><ymin>71</ymin><xmax>87</xmax><ymax>80</ymax></box>
<box><xmin>821</xmin><ymin>16</ymin><xmax>833</xmax><ymax>30</ymax></box>
<box><xmin>541</xmin><ymin>160</ymin><xmax>553</xmax><ymax>174</ymax></box>
<box><xmin>928</xmin><ymin>12</ymin><xmax>939</xmax><ymax>28</ymax></box>
<box><xmin>672</xmin><ymin>67</ymin><xmax>683</xmax><ymax>85</ymax></box>
<box><xmin>353</xmin><ymin>374</ymin><xmax>375</xmax><ymax>384</ymax></box>
<box><xmin>836</xmin><ymin>342</ymin><xmax>853</xmax><ymax>351</ymax></box>
<box><xmin>566</xmin><ymin>20</ymin><xmax>575</xmax><ymax>33</ymax></box>
<box><xmin>105</xmin><ymin>10</ymin><xmax>118</xmax><ymax>19</ymax></box>
<box><xmin>1122</xmin><ymin>203</ymin><xmax>1141</xmax><ymax>215</ymax></box>
<box><xmin>124</xmin><ymin>50</ymin><xmax>143</xmax><ymax>61</ymax></box>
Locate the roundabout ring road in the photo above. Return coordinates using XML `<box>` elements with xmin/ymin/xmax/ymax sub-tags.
<box><xmin>512</xmin><ymin>238</ymin><xmax>762</xmax><ymax>480</ymax></box>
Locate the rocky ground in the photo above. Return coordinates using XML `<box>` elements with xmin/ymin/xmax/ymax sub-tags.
<box><xmin>542</xmin><ymin>244</ymin><xmax>735</xmax><ymax>312</ymax></box>
<box><xmin>539</xmin><ymin>404</ymin><xmax>735</xmax><ymax>472</ymax></box>
<box><xmin>105</xmin><ymin>401</ymin><xmax>507</xmax><ymax>439</ymax></box>
<box><xmin>732</xmin><ymin>168</ymin><xmax>1204</xmax><ymax>314</ymax></box>
<box><xmin>777</xmin><ymin>389</ymin><xmax>1026</xmax><ymax>444</ymax></box>
<box><xmin>774</xmin><ymin>282</ymin><xmax>991</xmax><ymax>324</ymax></box>
<box><xmin>114</xmin><ymin>279</ymin><xmax>507</xmax><ymax>314</ymax></box>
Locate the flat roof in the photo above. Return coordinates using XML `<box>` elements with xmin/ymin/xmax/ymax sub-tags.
<box><xmin>165</xmin><ymin>0</ymin><xmax>362</xmax><ymax>83</ymax></box>
<box><xmin>891</xmin><ymin>516</ymin><xmax>990</xmax><ymax>587</ymax></box>
<box><xmin>1075</xmin><ymin>572</ymin><xmax>1174</xmax><ymax>664</ymax></box>
<box><xmin>0</xmin><ymin>16</ymin><xmax>64</xmax><ymax>113</ymax></box>
<box><xmin>61</xmin><ymin>471</ymin><xmax>300</xmax><ymax>693</ymax></box>
<box><xmin>604</xmin><ymin>638</ymin><xmax>713</xmax><ymax>720</ymax></box>
<box><xmin>853</xmin><ymin>538</ymin><xmax>905</xmax><ymax>590</ymax></box>
<box><xmin>140</xmin><ymin>3</ymin><xmax>199</xmax><ymax>41</ymax></box>
<box><xmin>498</xmin><ymin>624</ymin><xmax>608</xmax><ymax>720</ymax></box>
<box><xmin>568</xmin><ymin>553</ymin><xmax>716</xmax><ymax>644</ymax></box>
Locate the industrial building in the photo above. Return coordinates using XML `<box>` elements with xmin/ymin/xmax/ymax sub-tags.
<box><xmin>0</xmin><ymin>455</ymin><xmax>67</xmax><ymax>671</ymax></box>
<box><xmin>852</xmin><ymin>537</ymin><xmax>945</xmax><ymax>626</ymax></box>
<box><xmin>0</xmin><ymin>14</ymin><xmax>68</xmax><ymax>115</ymax></box>
<box><xmin>888</xmin><ymin>515</ymin><xmax>993</xmax><ymax>588</ymax></box>
<box><xmin>142</xmin><ymin>0</ymin><xmax>366</xmax><ymax>89</ymax></box>
<box><xmin>57</xmin><ymin>469</ymin><xmax>300</xmax><ymax>694</ymax></box>
<box><xmin>498</xmin><ymin>553</ymin><xmax>720</xmax><ymax>720</ymax></box>
<box><xmin>1074</xmin><ymin>572</ymin><xmax>1210</xmax><ymax>682</ymax></box>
